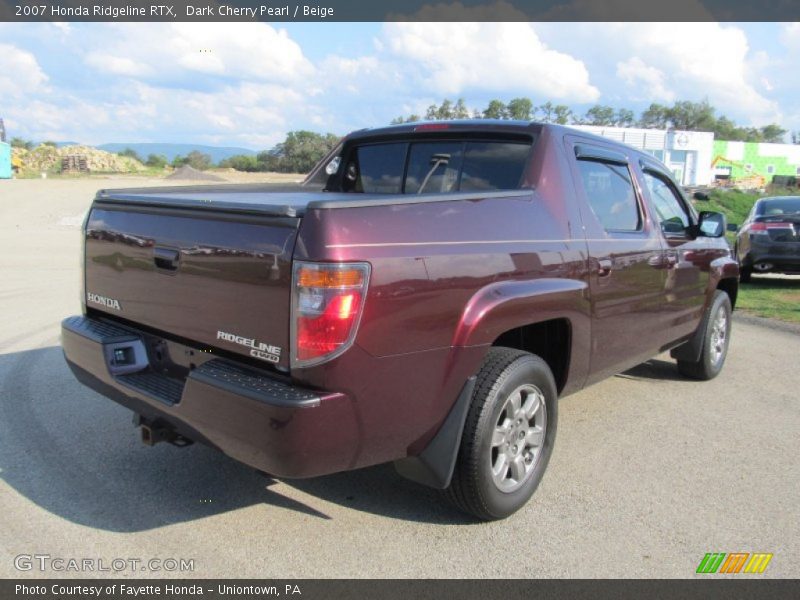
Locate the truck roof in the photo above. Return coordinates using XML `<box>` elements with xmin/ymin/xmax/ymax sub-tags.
<box><xmin>346</xmin><ymin>119</ymin><xmax>542</xmax><ymax>141</ymax></box>
<box><xmin>344</xmin><ymin>120</ymin><xmax>649</xmax><ymax>162</ymax></box>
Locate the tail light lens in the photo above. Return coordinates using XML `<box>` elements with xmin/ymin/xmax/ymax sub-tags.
<box><xmin>749</xmin><ymin>222</ymin><xmax>791</xmax><ymax>235</ymax></box>
<box><xmin>291</xmin><ymin>261</ymin><xmax>370</xmax><ymax>368</ymax></box>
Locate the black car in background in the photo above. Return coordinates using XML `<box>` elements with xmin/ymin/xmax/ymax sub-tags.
<box><xmin>734</xmin><ymin>196</ymin><xmax>800</xmax><ymax>282</ymax></box>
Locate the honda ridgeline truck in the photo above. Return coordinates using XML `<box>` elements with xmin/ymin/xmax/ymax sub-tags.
<box><xmin>62</xmin><ymin>122</ymin><xmax>738</xmax><ymax>520</ymax></box>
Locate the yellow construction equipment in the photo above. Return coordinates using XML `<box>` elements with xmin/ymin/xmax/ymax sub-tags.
<box><xmin>710</xmin><ymin>154</ymin><xmax>766</xmax><ymax>189</ymax></box>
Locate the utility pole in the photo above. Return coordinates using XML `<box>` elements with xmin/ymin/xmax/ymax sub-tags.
<box><xmin>0</xmin><ymin>119</ymin><xmax>6</xmax><ymax>143</ymax></box>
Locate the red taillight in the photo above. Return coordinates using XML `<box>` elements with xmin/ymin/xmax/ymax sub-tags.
<box><xmin>292</xmin><ymin>262</ymin><xmax>370</xmax><ymax>367</ymax></box>
<box><xmin>749</xmin><ymin>222</ymin><xmax>791</xmax><ymax>235</ymax></box>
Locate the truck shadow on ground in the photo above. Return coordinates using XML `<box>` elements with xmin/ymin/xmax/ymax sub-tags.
<box><xmin>618</xmin><ymin>359</ymin><xmax>687</xmax><ymax>382</ymax></box>
<box><xmin>0</xmin><ymin>346</ymin><xmax>468</xmax><ymax>532</ymax></box>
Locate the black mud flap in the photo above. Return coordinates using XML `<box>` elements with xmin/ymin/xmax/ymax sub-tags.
<box><xmin>670</xmin><ymin>300</ymin><xmax>713</xmax><ymax>363</ymax></box>
<box><xmin>393</xmin><ymin>376</ymin><xmax>476</xmax><ymax>490</ymax></box>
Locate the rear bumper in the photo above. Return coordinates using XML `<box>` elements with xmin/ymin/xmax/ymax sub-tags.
<box><xmin>742</xmin><ymin>241</ymin><xmax>800</xmax><ymax>272</ymax></box>
<box><xmin>61</xmin><ymin>315</ymin><xmax>359</xmax><ymax>478</ymax></box>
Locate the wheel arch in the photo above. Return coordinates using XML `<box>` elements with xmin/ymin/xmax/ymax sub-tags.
<box><xmin>492</xmin><ymin>318</ymin><xmax>571</xmax><ymax>394</ymax></box>
<box><xmin>451</xmin><ymin>277</ymin><xmax>590</xmax><ymax>396</ymax></box>
<box><xmin>717</xmin><ymin>276</ymin><xmax>738</xmax><ymax>309</ymax></box>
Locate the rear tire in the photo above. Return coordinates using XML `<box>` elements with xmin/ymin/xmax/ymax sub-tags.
<box><xmin>446</xmin><ymin>347</ymin><xmax>557</xmax><ymax>521</ymax></box>
<box><xmin>677</xmin><ymin>290</ymin><xmax>732</xmax><ymax>381</ymax></box>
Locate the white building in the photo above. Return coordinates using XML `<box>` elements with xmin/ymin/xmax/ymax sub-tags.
<box><xmin>573</xmin><ymin>125</ymin><xmax>715</xmax><ymax>187</ymax></box>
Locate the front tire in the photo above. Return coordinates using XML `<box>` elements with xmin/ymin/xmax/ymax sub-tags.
<box><xmin>446</xmin><ymin>347</ymin><xmax>557</xmax><ymax>521</ymax></box>
<box><xmin>677</xmin><ymin>290</ymin><xmax>732</xmax><ymax>380</ymax></box>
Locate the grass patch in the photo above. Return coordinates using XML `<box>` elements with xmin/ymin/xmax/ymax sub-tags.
<box><xmin>736</xmin><ymin>276</ymin><xmax>800</xmax><ymax>324</ymax></box>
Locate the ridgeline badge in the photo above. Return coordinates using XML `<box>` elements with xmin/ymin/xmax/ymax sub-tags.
<box><xmin>216</xmin><ymin>330</ymin><xmax>282</xmax><ymax>364</ymax></box>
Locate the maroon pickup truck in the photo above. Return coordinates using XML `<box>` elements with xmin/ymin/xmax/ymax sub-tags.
<box><xmin>62</xmin><ymin>121</ymin><xmax>738</xmax><ymax>520</ymax></box>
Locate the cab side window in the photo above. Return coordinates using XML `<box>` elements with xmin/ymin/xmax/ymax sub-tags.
<box><xmin>576</xmin><ymin>159</ymin><xmax>641</xmax><ymax>232</ymax></box>
<box><xmin>643</xmin><ymin>171</ymin><xmax>691</xmax><ymax>234</ymax></box>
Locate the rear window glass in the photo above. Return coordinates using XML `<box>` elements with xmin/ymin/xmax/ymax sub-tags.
<box><xmin>405</xmin><ymin>142</ymin><xmax>464</xmax><ymax>194</ymax></box>
<box><xmin>757</xmin><ymin>198</ymin><xmax>800</xmax><ymax>216</ymax></box>
<box><xmin>340</xmin><ymin>139</ymin><xmax>530</xmax><ymax>194</ymax></box>
<box><xmin>461</xmin><ymin>142</ymin><xmax>531</xmax><ymax>191</ymax></box>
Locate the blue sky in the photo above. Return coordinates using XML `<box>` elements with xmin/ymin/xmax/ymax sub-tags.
<box><xmin>1</xmin><ymin>21</ymin><xmax>798</xmax><ymax>149</ymax></box>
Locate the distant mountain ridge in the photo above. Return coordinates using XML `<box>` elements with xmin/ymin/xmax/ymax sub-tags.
<box><xmin>95</xmin><ymin>143</ymin><xmax>257</xmax><ymax>163</ymax></box>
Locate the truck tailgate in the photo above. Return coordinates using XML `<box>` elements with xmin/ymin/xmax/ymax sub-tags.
<box><xmin>84</xmin><ymin>193</ymin><xmax>303</xmax><ymax>370</ymax></box>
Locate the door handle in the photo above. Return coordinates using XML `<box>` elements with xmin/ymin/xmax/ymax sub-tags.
<box><xmin>666</xmin><ymin>254</ymin><xmax>677</xmax><ymax>268</ymax></box>
<box><xmin>597</xmin><ymin>258</ymin><xmax>613</xmax><ymax>277</ymax></box>
<box><xmin>647</xmin><ymin>254</ymin><xmax>678</xmax><ymax>269</ymax></box>
<box><xmin>154</xmin><ymin>247</ymin><xmax>180</xmax><ymax>271</ymax></box>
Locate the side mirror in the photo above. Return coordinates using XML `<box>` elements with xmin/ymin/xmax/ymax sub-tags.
<box><xmin>697</xmin><ymin>211</ymin><xmax>726</xmax><ymax>238</ymax></box>
<box><xmin>726</xmin><ymin>223</ymin><xmax>739</xmax><ymax>232</ymax></box>
<box><xmin>693</xmin><ymin>191</ymin><xmax>710</xmax><ymax>201</ymax></box>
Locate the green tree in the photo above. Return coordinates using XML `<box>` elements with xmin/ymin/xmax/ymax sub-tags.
<box><xmin>185</xmin><ymin>150</ymin><xmax>212</xmax><ymax>170</ymax></box>
<box><xmin>219</xmin><ymin>154</ymin><xmax>259</xmax><ymax>172</ymax></box>
<box><xmin>666</xmin><ymin>100</ymin><xmax>716</xmax><ymax>131</ymax></box>
<box><xmin>553</xmin><ymin>105</ymin><xmax>572</xmax><ymax>125</ymax></box>
<box><xmin>390</xmin><ymin>114</ymin><xmax>421</xmax><ymax>124</ymax></box>
<box><xmin>145</xmin><ymin>154</ymin><xmax>168</xmax><ymax>168</ymax></box>
<box><xmin>117</xmin><ymin>147</ymin><xmax>142</xmax><ymax>162</ymax></box>
<box><xmin>759</xmin><ymin>124</ymin><xmax>787</xmax><ymax>143</ymax></box>
<box><xmin>507</xmin><ymin>97</ymin><xmax>533</xmax><ymax>120</ymax></box>
<box><xmin>172</xmin><ymin>151</ymin><xmax>213</xmax><ymax>170</ymax></box>
<box><xmin>10</xmin><ymin>137</ymin><xmax>34</xmax><ymax>150</ymax></box>
<box><xmin>41</xmin><ymin>140</ymin><xmax>58</xmax><ymax>147</ymax></box>
<box><xmin>483</xmin><ymin>99</ymin><xmax>508</xmax><ymax>119</ymax></box>
<box><xmin>713</xmin><ymin>116</ymin><xmax>740</xmax><ymax>140</ymax></box>
<box><xmin>615</xmin><ymin>108</ymin><xmax>635</xmax><ymax>127</ymax></box>
<box><xmin>261</xmin><ymin>131</ymin><xmax>340</xmax><ymax>173</ymax></box>
<box><xmin>436</xmin><ymin>99</ymin><xmax>455</xmax><ymax>120</ymax></box>
<box><xmin>638</xmin><ymin>103</ymin><xmax>671</xmax><ymax>129</ymax></box>
<box><xmin>583</xmin><ymin>105</ymin><xmax>616</xmax><ymax>126</ymax></box>
<box><xmin>453</xmin><ymin>98</ymin><xmax>470</xmax><ymax>119</ymax></box>
<box><xmin>537</xmin><ymin>102</ymin><xmax>555</xmax><ymax>123</ymax></box>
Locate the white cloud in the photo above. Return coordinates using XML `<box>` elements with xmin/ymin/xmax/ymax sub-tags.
<box><xmin>85</xmin><ymin>53</ymin><xmax>154</xmax><ymax>77</ymax></box>
<box><xmin>0</xmin><ymin>44</ymin><xmax>48</xmax><ymax>98</ymax></box>
<box><xmin>635</xmin><ymin>23</ymin><xmax>778</xmax><ymax>123</ymax></box>
<box><xmin>780</xmin><ymin>22</ymin><xmax>800</xmax><ymax>48</ymax></box>
<box><xmin>83</xmin><ymin>23</ymin><xmax>314</xmax><ymax>84</ymax></box>
<box><xmin>616</xmin><ymin>57</ymin><xmax>675</xmax><ymax>103</ymax></box>
<box><xmin>569</xmin><ymin>23</ymin><xmax>780</xmax><ymax>125</ymax></box>
<box><xmin>3</xmin><ymin>75</ymin><xmax>317</xmax><ymax>148</ymax></box>
<box><xmin>383</xmin><ymin>22</ymin><xmax>599</xmax><ymax>102</ymax></box>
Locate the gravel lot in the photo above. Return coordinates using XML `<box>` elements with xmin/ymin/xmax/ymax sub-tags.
<box><xmin>1</xmin><ymin>178</ymin><xmax>798</xmax><ymax>578</ymax></box>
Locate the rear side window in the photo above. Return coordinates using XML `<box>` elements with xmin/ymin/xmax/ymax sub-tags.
<box><xmin>341</xmin><ymin>139</ymin><xmax>531</xmax><ymax>194</ymax></box>
<box><xmin>350</xmin><ymin>143</ymin><xmax>407</xmax><ymax>193</ymax></box>
<box><xmin>576</xmin><ymin>159</ymin><xmax>640</xmax><ymax>231</ymax></box>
